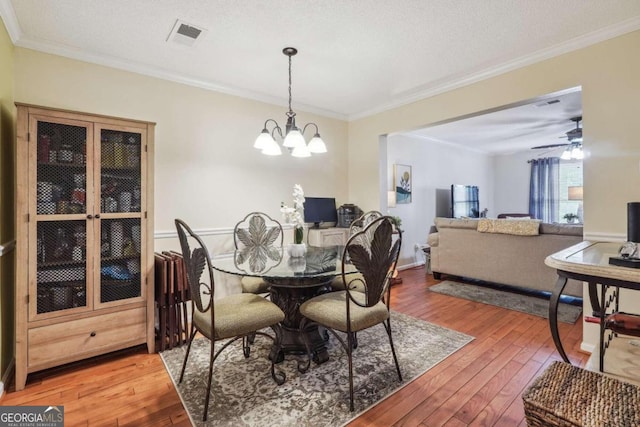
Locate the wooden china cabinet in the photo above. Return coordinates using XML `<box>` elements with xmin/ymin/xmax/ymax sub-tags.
<box><xmin>14</xmin><ymin>104</ymin><xmax>155</xmax><ymax>391</ymax></box>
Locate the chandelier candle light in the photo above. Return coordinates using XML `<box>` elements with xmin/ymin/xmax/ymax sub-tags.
<box><xmin>254</xmin><ymin>47</ymin><xmax>327</xmax><ymax>157</ymax></box>
<box><xmin>281</xmin><ymin>184</ymin><xmax>307</xmax><ymax>257</ymax></box>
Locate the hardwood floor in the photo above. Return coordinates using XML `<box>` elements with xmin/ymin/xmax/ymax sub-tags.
<box><xmin>1</xmin><ymin>268</ymin><xmax>588</xmax><ymax>426</ymax></box>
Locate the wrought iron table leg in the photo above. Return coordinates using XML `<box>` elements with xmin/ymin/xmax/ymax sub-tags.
<box><xmin>549</xmin><ymin>275</ymin><xmax>570</xmax><ymax>363</ymax></box>
<box><xmin>588</xmin><ymin>281</ymin><xmax>601</xmax><ymax>317</ymax></box>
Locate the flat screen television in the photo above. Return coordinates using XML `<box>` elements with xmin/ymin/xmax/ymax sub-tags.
<box><xmin>304</xmin><ymin>197</ymin><xmax>338</xmax><ymax>228</ymax></box>
<box><xmin>451</xmin><ymin>184</ymin><xmax>479</xmax><ymax>218</ymax></box>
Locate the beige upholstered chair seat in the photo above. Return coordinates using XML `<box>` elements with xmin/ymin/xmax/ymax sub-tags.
<box><xmin>300</xmin><ymin>290</ymin><xmax>389</xmax><ymax>332</ymax></box>
<box><xmin>241</xmin><ymin>276</ymin><xmax>270</xmax><ymax>294</ymax></box>
<box><xmin>194</xmin><ymin>293</ymin><xmax>284</xmax><ymax>340</ymax></box>
<box><xmin>330</xmin><ymin>272</ymin><xmax>366</xmax><ymax>293</ymax></box>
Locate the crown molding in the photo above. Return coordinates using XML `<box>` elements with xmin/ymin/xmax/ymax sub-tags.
<box><xmin>13</xmin><ymin>35</ymin><xmax>347</xmax><ymax>121</ymax></box>
<box><xmin>2</xmin><ymin>0</ymin><xmax>639</xmax><ymax>123</ymax></box>
<box><xmin>0</xmin><ymin>0</ymin><xmax>21</xmax><ymax>42</ymax></box>
<box><xmin>349</xmin><ymin>16</ymin><xmax>640</xmax><ymax>121</ymax></box>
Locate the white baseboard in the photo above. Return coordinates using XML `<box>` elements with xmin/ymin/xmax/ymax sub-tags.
<box><xmin>398</xmin><ymin>261</ymin><xmax>424</xmax><ymax>271</ymax></box>
<box><xmin>580</xmin><ymin>342</ymin><xmax>595</xmax><ymax>354</ymax></box>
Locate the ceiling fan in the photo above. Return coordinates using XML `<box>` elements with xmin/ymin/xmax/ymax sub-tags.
<box><xmin>531</xmin><ymin>116</ymin><xmax>582</xmax><ymax>150</ymax></box>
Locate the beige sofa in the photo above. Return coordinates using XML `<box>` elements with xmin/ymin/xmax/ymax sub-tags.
<box><xmin>427</xmin><ymin>217</ymin><xmax>584</xmax><ymax>297</ymax></box>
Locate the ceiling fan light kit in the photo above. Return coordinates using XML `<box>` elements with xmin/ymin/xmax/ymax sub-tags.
<box><xmin>254</xmin><ymin>47</ymin><xmax>327</xmax><ymax>157</ymax></box>
<box><xmin>533</xmin><ymin>116</ymin><xmax>583</xmax><ymax>160</ymax></box>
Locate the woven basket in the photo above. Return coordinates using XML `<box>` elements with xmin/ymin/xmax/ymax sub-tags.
<box><xmin>522</xmin><ymin>361</ymin><xmax>640</xmax><ymax>427</ymax></box>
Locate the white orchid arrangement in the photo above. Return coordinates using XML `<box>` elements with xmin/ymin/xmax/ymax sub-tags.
<box><xmin>281</xmin><ymin>184</ymin><xmax>305</xmax><ymax>244</ymax></box>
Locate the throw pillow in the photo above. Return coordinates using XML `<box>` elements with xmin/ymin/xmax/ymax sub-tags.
<box><xmin>477</xmin><ymin>218</ymin><xmax>541</xmax><ymax>236</ymax></box>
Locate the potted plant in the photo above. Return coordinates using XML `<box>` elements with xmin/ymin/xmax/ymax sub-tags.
<box><xmin>281</xmin><ymin>184</ymin><xmax>307</xmax><ymax>257</ymax></box>
<box><xmin>563</xmin><ymin>213</ymin><xmax>579</xmax><ymax>224</ymax></box>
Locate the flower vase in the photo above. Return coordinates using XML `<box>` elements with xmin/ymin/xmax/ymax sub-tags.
<box><xmin>288</xmin><ymin>256</ymin><xmax>307</xmax><ymax>273</ymax></box>
<box><xmin>287</xmin><ymin>243</ymin><xmax>307</xmax><ymax>258</ymax></box>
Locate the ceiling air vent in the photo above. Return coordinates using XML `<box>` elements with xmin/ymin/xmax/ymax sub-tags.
<box><xmin>167</xmin><ymin>19</ymin><xmax>207</xmax><ymax>47</ymax></box>
<box><xmin>534</xmin><ymin>99</ymin><xmax>561</xmax><ymax>108</ymax></box>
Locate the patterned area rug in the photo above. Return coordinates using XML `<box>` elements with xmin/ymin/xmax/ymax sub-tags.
<box><xmin>160</xmin><ymin>311</ymin><xmax>473</xmax><ymax>426</ymax></box>
<box><xmin>430</xmin><ymin>280</ymin><xmax>582</xmax><ymax>324</ymax></box>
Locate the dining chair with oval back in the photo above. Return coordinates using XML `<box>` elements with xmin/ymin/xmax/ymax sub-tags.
<box><xmin>175</xmin><ymin>218</ymin><xmax>286</xmax><ymax>421</ymax></box>
<box><xmin>233</xmin><ymin>212</ymin><xmax>284</xmax><ymax>352</ymax></box>
<box><xmin>298</xmin><ymin>215</ymin><xmax>403</xmax><ymax>411</ymax></box>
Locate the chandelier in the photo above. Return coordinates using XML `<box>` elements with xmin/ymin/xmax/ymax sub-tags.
<box><xmin>253</xmin><ymin>47</ymin><xmax>327</xmax><ymax>157</ymax></box>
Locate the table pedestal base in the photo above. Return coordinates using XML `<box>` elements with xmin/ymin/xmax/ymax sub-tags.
<box><xmin>268</xmin><ymin>324</ymin><xmax>329</xmax><ymax>364</ymax></box>
<box><xmin>268</xmin><ymin>279</ymin><xmax>332</xmax><ymax>364</ymax></box>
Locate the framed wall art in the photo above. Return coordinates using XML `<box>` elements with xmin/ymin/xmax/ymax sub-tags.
<box><xmin>394</xmin><ymin>164</ymin><xmax>412</xmax><ymax>204</ymax></box>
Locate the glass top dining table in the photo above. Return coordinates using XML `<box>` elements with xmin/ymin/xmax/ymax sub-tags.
<box><xmin>210</xmin><ymin>244</ymin><xmax>359</xmax><ymax>287</ymax></box>
<box><xmin>210</xmin><ymin>244</ymin><xmax>360</xmax><ymax>363</ymax></box>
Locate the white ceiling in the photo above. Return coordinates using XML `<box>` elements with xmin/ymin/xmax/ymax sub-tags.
<box><xmin>404</xmin><ymin>89</ymin><xmax>583</xmax><ymax>155</ymax></box>
<box><xmin>1</xmin><ymin>1</ymin><xmax>638</xmax><ymax>153</ymax></box>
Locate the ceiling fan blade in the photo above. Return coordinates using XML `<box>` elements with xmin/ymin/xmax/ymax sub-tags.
<box><xmin>531</xmin><ymin>143</ymin><xmax>570</xmax><ymax>149</ymax></box>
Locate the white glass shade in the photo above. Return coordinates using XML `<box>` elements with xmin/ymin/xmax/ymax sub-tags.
<box><xmin>261</xmin><ymin>138</ymin><xmax>282</xmax><ymax>156</ymax></box>
<box><xmin>560</xmin><ymin>148</ymin><xmax>572</xmax><ymax>160</ymax></box>
<box><xmin>291</xmin><ymin>144</ymin><xmax>311</xmax><ymax>157</ymax></box>
<box><xmin>307</xmin><ymin>135</ymin><xmax>327</xmax><ymax>153</ymax></box>
<box><xmin>283</xmin><ymin>128</ymin><xmax>306</xmax><ymax>149</ymax></box>
<box><xmin>254</xmin><ymin>130</ymin><xmax>275</xmax><ymax>150</ymax></box>
<box><xmin>572</xmin><ymin>146</ymin><xmax>584</xmax><ymax>160</ymax></box>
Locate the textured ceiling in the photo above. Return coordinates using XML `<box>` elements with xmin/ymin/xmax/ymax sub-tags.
<box><xmin>406</xmin><ymin>89</ymin><xmax>583</xmax><ymax>155</ymax></box>
<box><xmin>1</xmin><ymin>0</ymin><xmax>639</xmax><ymax>153</ymax></box>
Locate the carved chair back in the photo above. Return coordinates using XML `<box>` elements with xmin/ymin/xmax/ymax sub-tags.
<box><xmin>234</xmin><ymin>212</ymin><xmax>284</xmax><ymax>250</ymax></box>
<box><xmin>342</xmin><ymin>216</ymin><xmax>401</xmax><ymax>308</ymax></box>
<box><xmin>348</xmin><ymin>210</ymin><xmax>383</xmax><ymax>249</ymax></box>
<box><xmin>175</xmin><ymin>219</ymin><xmax>214</xmax><ymax>315</ymax></box>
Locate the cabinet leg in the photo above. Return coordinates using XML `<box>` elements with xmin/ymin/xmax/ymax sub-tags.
<box><xmin>15</xmin><ymin>366</ymin><xmax>27</xmax><ymax>392</ymax></box>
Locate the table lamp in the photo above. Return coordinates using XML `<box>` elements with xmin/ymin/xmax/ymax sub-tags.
<box><xmin>568</xmin><ymin>186</ymin><xmax>583</xmax><ymax>222</ymax></box>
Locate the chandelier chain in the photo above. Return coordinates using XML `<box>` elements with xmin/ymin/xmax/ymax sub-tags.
<box><xmin>288</xmin><ymin>54</ymin><xmax>293</xmax><ymax>114</ymax></box>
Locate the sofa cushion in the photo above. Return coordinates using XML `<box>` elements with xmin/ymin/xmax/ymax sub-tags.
<box><xmin>477</xmin><ymin>218</ymin><xmax>541</xmax><ymax>236</ymax></box>
<box><xmin>539</xmin><ymin>222</ymin><xmax>583</xmax><ymax>236</ymax></box>
<box><xmin>434</xmin><ymin>217</ymin><xmax>479</xmax><ymax>230</ymax></box>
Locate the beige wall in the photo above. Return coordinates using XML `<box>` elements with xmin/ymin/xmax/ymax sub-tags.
<box><xmin>14</xmin><ymin>48</ymin><xmax>350</xmax><ymax>231</ymax></box>
<box><xmin>349</xmin><ymin>30</ymin><xmax>640</xmax><ymax>350</ymax></box>
<box><xmin>0</xmin><ymin>16</ymin><xmax>15</xmax><ymax>390</ymax></box>
<box><xmin>5</xmin><ymin>26</ymin><xmax>640</xmax><ymax>367</ymax></box>
<box><xmin>349</xmin><ymin>30</ymin><xmax>640</xmax><ymax>238</ymax></box>
<box><xmin>12</xmin><ymin>47</ymin><xmax>350</xmax><ymax>296</ymax></box>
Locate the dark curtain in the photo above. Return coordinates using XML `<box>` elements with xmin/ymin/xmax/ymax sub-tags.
<box><xmin>529</xmin><ymin>157</ymin><xmax>560</xmax><ymax>223</ymax></box>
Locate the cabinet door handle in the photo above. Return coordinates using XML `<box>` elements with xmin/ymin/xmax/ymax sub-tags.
<box><xmin>95</xmin><ymin>214</ymin><xmax>100</xmax><ymax>219</ymax></box>
<box><xmin>90</xmin><ymin>331</ymin><xmax>96</xmax><ymax>337</ymax></box>
<box><xmin>87</xmin><ymin>214</ymin><xmax>93</xmax><ymax>219</ymax></box>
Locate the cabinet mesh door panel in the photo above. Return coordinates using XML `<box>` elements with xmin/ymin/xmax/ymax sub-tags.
<box><xmin>36</xmin><ymin>121</ymin><xmax>87</xmax><ymax>215</ymax></box>
<box><xmin>100</xmin><ymin>218</ymin><xmax>142</xmax><ymax>303</ymax></box>
<box><xmin>36</xmin><ymin>220</ymin><xmax>87</xmax><ymax>313</ymax></box>
<box><xmin>100</xmin><ymin>129</ymin><xmax>142</xmax><ymax>214</ymax></box>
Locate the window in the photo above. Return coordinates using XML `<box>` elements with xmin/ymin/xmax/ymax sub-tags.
<box><xmin>558</xmin><ymin>160</ymin><xmax>583</xmax><ymax>222</ymax></box>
